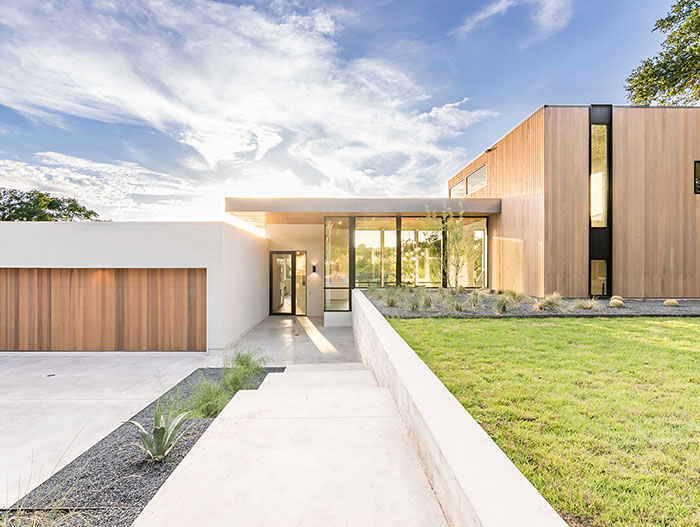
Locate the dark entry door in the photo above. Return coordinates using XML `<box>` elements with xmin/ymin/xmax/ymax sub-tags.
<box><xmin>269</xmin><ymin>251</ymin><xmax>306</xmax><ymax>315</ymax></box>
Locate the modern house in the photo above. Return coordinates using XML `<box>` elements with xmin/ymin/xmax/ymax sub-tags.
<box><xmin>1</xmin><ymin>104</ymin><xmax>699</xmax><ymax>352</ymax></box>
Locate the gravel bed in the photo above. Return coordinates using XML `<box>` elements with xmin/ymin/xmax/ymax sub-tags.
<box><xmin>364</xmin><ymin>288</ymin><xmax>700</xmax><ymax>318</ymax></box>
<box><xmin>4</xmin><ymin>366</ymin><xmax>284</xmax><ymax>527</ymax></box>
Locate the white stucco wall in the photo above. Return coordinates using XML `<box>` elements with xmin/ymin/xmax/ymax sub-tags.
<box><xmin>265</xmin><ymin>224</ymin><xmax>324</xmax><ymax>317</ymax></box>
<box><xmin>0</xmin><ymin>221</ymin><xmax>269</xmax><ymax>350</ymax></box>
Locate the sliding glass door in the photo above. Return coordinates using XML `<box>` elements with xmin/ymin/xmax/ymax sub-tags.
<box><xmin>270</xmin><ymin>251</ymin><xmax>307</xmax><ymax>315</ymax></box>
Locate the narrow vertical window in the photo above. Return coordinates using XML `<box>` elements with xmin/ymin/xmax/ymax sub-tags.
<box><xmin>590</xmin><ymin>124</ymin><xmax>609</xmax><ymax>227</ymax></box>
<box><xmin>695</xmin><ymin>161</ymin><xmax>700</xmax><ymax>194</ymax></box>
<box><xmin>590</xmin><ymin>259</ymin><xmax>608</xmax><ymax>296</ymax></box>
<box><xmin>324</xmin><ymin>217</ymin><xmax>350</xmax><ymax>311</ymax></box>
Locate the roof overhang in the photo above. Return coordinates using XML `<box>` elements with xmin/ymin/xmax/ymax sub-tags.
<box><xmin>225</xmin><ymin>197</ymin><xmax>501</xmax><ymax>226</ymax></box>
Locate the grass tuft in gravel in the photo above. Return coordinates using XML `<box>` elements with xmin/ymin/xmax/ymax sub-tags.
<box><xmin>534</xmin><ymin>292</ymin><xmax>563</xmax><ymax>311</ymax></box>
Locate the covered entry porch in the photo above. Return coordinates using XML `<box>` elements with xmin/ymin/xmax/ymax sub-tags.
<box><xmin>226</xmin><ymin>197</ymin><xmax>501</xmax><ymax>325</ymax></box>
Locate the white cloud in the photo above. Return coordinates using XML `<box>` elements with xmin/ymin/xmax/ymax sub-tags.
<box><xmin>0</xmin><ymin>0</ymin><xmax>496</xmax><ymax>217</ymax></box>
<box><xmin>0</xmin><ymin>153</ymin><xmax>204</xmax><ymax>220</ymax></box>
<box><xmin>457</xmin><ymin>0</ymin><xmax>573</xmax><ymax>41</ymax></box>
<box><xmin>457</xmin><ymin>0</ymin><xmax>517</xmax><ymax>35</ymax></box>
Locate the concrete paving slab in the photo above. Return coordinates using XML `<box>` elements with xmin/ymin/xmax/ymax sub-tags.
<box><xmin>259</xmin><ymin>371</ymin><xmax>377</xmax><ymax>390</ymax></box>
<box><xmin>222</xmin><ymin>388</ymin><xmax>397</xmax><ymax>419</ymax></box>
<box><xmin>284</xmin><ymin>363</ymin><xmax>366</xmax><ymax>372</ymax></box>
<box><xmin>132</xmin><ymin>398</ymin><xmax>447</xmax><ymax>527</ymax></box>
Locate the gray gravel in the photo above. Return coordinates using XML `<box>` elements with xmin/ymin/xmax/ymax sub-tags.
<box><xmin>364</xmin><ymin>288</ymin><xmax>700</xmax><ymax>318</ymax></box>
<box><xmin>5</xmin><ymin>366</ymin><xmax>283</xmax><ymax>527</ymax></box>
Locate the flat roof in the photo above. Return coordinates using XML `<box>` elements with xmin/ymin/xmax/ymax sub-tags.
<box><xmin>225</xmin><ymin>197</ymin><xmax>501</xmax><ymax>226</ymax></box>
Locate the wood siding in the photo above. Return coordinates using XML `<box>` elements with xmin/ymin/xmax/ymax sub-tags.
<box><xmin>613</xmin><ymin>107</ymin><xmax>700</xmax><ymax>297</ymax></box>
<box><xmin>448</xmin><ymin>108</ymin><xmax>546</xmax><ymax>296</ymax></box>
<box><xmin>543</xmin><ymin>107</ymin><xmax>590</xmax><ymax>297</ymax></box>
<box><xmin>0</xmin><ymin>268</ymin><xmax>206</xmax><ymax>351</ymax></box>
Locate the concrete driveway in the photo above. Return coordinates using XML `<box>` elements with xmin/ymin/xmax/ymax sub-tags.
<box><xmin>0</xmin><ymin>351</ymin><xmax>217</xmax><ymax>508</ymax></box>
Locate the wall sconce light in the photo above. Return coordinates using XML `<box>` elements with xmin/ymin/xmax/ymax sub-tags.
<box><xmin>312</xmin><ymin>264</ymin><xmax>317</xmax><ymax>274</ymax></box>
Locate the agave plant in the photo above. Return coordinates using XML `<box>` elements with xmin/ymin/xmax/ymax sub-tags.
<box><xmin>129</xmin><ymin>401</ymin><xmax>192</xmax><ymax>462</ymax></box>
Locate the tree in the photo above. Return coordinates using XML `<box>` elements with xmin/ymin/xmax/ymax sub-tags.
<box><xmin>0</xmin><ymin>188</ymin><xmax>98</xmax><ymax>221</ymax></box>
<box><xmin>626</xmin><ymin>0</ymin><xmax>700</xmax><ymax>106</ymax></box>
<box><xmin>427</xmin><ymin>204</ymin><xmax>480</xmax><ymax>294</ymax></box>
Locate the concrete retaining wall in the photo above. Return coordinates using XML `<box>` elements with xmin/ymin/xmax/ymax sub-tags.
<box><xmin>352</xmin><ymin>290</ymin><xmax>567</xmax><ymax>527</ymax></box>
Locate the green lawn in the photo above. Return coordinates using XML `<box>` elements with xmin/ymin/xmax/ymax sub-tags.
<box><xmin>390</xmin><ymin>317</ymin><xmax>700</xmax><ymax>527</ymax></box>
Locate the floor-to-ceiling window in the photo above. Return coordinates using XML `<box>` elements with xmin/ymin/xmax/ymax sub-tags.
<box><xmin>354</xmin><ymin>217</ymin><xmax>397</xmax><ymax>287</ymax></box>
<box><xmin>324</xmin><ymin>214</ymin><xmax>488</xmax><ymax>311</ymax></box>
<box><xmin>324</xmin><ymin>217</ymin><xmax>350</xmax><ymax>311</ymax></box>
<box><xmin>446</xmin><ymin>217</ymin><xmax>487</xmax><ymax>289</ymax></box>
<box><xmin>400</xmin><ymin>217</ymin><xmax>443</xmax><ymax>287</ymax></box>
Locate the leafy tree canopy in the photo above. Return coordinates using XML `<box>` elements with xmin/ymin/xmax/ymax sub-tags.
<box><xmin>0</xmin><ymin>187</ymin><xmax>98</xmax><ymax>222</ymax></box>
<box><xmin>626</xmin><ymin>0</ymin><xmax>700</xmax><ymax>106</ymax></box>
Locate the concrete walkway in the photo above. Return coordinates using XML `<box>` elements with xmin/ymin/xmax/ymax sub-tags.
<box><xmin>0</xmin><ymin>316</ymin><xmax>354</xmax><ymax>508</ymax></box>
<box><xmin>236</xmin><ymin>316</ymin><xmax>358</xmax><ymax>365</ymax></box>
<box><xmin>132</xmin><ymin>364</ymin><xmax>447</xmax><ymax>527</ymax></box>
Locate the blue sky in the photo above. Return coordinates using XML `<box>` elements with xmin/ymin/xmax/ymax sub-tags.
<box><xmin>0</xmin><ymin>0</ymin><xmax>669</xmax><ymax>220</ymax></box>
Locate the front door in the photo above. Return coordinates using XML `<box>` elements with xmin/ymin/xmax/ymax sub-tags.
<box><xmin>270</xmin><ymin>251</ymin><xmax>307</xmax><ymax>315</ymax></box>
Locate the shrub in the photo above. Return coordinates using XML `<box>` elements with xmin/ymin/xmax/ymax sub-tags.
<box><xmin>467</xmin><ymin>289</ymin><xmax>485</xmax><ymax>308</ymax></box>
<box><xmin>189</xmin><ymin>378</ymin><xmax>229</xmax><ymax>417</ymax></box>
<box><xmin>410</xmin><ymin>296</ymin><xmax>423</xmax><ymax>313</ymax></box>
<box><xmin>451</xmin><ymin>299</ymin><xmax>463</xmax><ymax>312</ymax></box>
<box><xmin>413</xmin><ymin>287</ymin><xmax>434</xmax><ymax>309</ymax></box>
<box><xmin>609</xmin><ymin>298</ymin><xmax>625</xmax><ymax>308</ymax></box>
<box><xmin>611</xmin><ymin>295</ymin><xmax>624</xmax><ymax>302</ymax></box>
<box><xmin>494</xmin><ymin>294</ymin><xmax>512</xmax><ymax>313</ymax></box>
<box><xmin>534</xmin><ymin>292</ymin><xmax>563</xmax><ymax>312</ymax></box>
<box><xmin>503</xmin><ymin>290</ymin><xmax>528</xmax><ymax>304</ymax></box>
<box><xmin>385</xmin><ymin>289</ymin><xmax>401</xmax><ymax>307</ymax></box>
<box><xmin>222</xmin><ymin>349</ymin><xmax>266</xmax><ymax>394</ymax></box>
<box><xmin>439</xmin><ymin>287</ymin><xmax>454</xmax><ymax>302</ymax></box>
<box><xmin>664</xmin><ymin>299</ymin><xmax>679</xmax><ymax>307</ymax></box>
<box><xmin>129</xmin><ymin>401</ymin><xmax>192</xmax><ymax>462</ymax></box>
<box><xmin>574</xmin><ymin>298</ymin><xmax>599</xmax><ymax>310</ymax></box>
<box><xmin>366</xmin><ymin>287</ymin><xmax>384</xmax><ymax>300</ymax></box>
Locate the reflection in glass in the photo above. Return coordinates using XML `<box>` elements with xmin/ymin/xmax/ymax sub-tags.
<box><xmin>325</xmin><ymin>288</ymin><xmax>350</xmax><ymax>311</ymax></box>
<box><xmin>401</xmin><ymin>217</ymin><xmax>442</xmax><ymax>287</ymax></box>
<box><xmin>590</xmin><ymin>124</ymin><xmax>609</xmax><ymax>228</ymax></box>
<box><xmin>271</xmin><ymin>253</ymin><xmax>293</xmax><ymax>314</ymax></box>
<box><xmin>355</xmin><ymin>217</ymin><xmax>397</xmax><ymax>287</ymax></box>
<box><xmin>447</xmin><ymin>217</ymin><xmax>487</xmax><ymax>289</ymax></box>
<box><xmin>295</xmin><ymin>251</ymin><xmax>307</xmax><ymax>316</ymax></box>
<box><xmin>590</xmin><ymin>259</ymin><xmax>607</xmax><ymax>296</ymax></box>
<box><xmin>449</xmin><ymin>179</ymin><xmax>466</xmax><ymax>198</ymax></box>
<box><xmin>324</xmin><ymin>218</ymin><xmax>349</xmax><ymax>288</ymax></box>
<box><xmin>467</xmin><ymin>165</ymin><xmax>487</xmax><ymax>195</ymax></box>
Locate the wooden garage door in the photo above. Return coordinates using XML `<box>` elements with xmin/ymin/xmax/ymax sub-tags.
<box><xmin>0</xmin><ymin>268</ymin><xmax>206</xmax><ymax>351</ymax></box>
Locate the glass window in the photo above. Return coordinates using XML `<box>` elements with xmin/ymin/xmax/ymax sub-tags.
<box><xmin>591</xmin><ymin>124</ymin><xmax>609</xmax><ymax>227</ymax></box>
<box><xmin>446</xmin><ymin>217</ymin><xmax>487</xmax><ymax>289</ymax></box>
<box><xmin>324</xmin><ymin>218</ymin><xmax>349</xmax><ymax>288</ymax></box>
<box><xmin>324</xmin><ymin>288</ymin><xmax>350</xmax><ymax>311</ymax></box>
<box><xmin>695</xmin><ymin>161</ymin><xmax>700</xmax><ymax>194</ymax></box>
<box><xmin>355</xmin><ymin>217</ymin><xmax>397</xmax><ymax>287</ymax></box>
<box><xmin>449</xmin><ymin>179</ymin><xmax>466</xmax><ymax>198</ymax></box>
<box><xmin>591</xmin><ymin>259</ymin><xmax>607</xmax><ymax>296</ymax></box>
<box><xmin>467</xmin><ymin>165</ymin><xmax>487</xmax><ymax>195</ymax></box>
<box><xmin>400</xmin><ymin>217</ymin><xmax>443</xmax><ymax>287</ymax></box>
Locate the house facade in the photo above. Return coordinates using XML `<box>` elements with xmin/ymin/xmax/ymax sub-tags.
<box><xmin>1</xmin><ymin>104</ymin><xmax>699</xmax><ymax>352</ymax></box>
<box><xmin>448</xmin><ymin>104</ymin><xmax>700</xmax><ymax>299</ymax></box>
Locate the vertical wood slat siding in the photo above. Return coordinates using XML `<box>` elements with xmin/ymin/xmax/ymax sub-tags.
<box><xmin>613</xmin><ymin>107</ymin><xmax>700</xmax><ymax>297</ymax></box>
<box><xmin>0</xmin><ymin>268</ymin><xmax>206</xmax><ymax>351</ymax></box>
<box><xmin>543</xmin><ymin>107</ymin><xmax>590</xmax><ymax>298</ymax></box>
<box><xmin>447</xmin><ymin>107</ymin><xmax>546</xmax><ymax>296</ymax></box>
